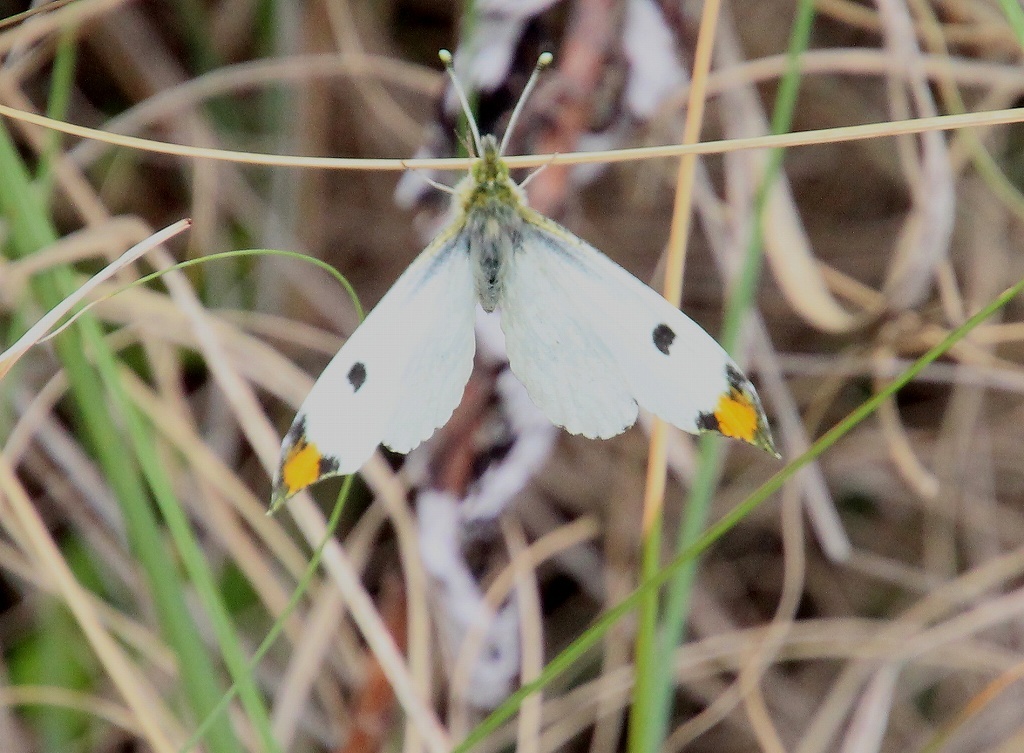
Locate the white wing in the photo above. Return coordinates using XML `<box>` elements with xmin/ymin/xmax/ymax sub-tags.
<box><xmin>498</xmin><ymin>226</ymin><xmax>638</xmax><ymax>439</ymax></box>
<box><xmin>499</xmin><ymin>212</ymin><xmax>775</xmax><ymax>452</ymax></box>
<box><xmin>273</xmin><ymin>232</ymin><xmax>477</xmax><ymax>502</ymax></box>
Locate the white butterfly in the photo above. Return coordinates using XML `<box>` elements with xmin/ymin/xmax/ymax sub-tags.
<box><xmin>272</xmin><ymin>51</ymin><xmax>777</xmax><ymax>507</ymax></box>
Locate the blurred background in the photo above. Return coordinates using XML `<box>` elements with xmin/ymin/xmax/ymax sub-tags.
<box><xmin>3</xmin><ymin>1</ymin><xmax>1024</xmax><ymax>752</ymax></box>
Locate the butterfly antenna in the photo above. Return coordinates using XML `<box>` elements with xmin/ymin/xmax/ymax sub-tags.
<box><xmin>439</xmin><ymin>49</ymin><xmax>483</xmax><ymax>157</ymax></box>
<box><xmin>500</xmin><ymin>51</ymin><xmax>553</xmax><ymax>156</ymax></box>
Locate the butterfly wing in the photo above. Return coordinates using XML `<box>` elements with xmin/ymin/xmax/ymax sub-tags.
<box><xmin>499</xmin><ymin>211</ymin><xmax>776</xmax><ymax>453</ymax></box>
<box><xmin>498</xmin><ymin>226</ymin><xmax>640</xmax><ymax>439</ymax></box>
<box><xmin>273</xmin><ymin>231</ymin><xmax>477</xmax><ymax>504</ymax></box>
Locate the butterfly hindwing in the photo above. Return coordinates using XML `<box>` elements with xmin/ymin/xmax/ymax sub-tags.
<box><xmin>273</xmin><ymin>233</ymin><xmax>477</xmax><ymax>503</ymax></box>
<box><xmin>501</xmin><ymin>212</ymin><xmax>776</xmax><ymax>453</ymax></box>
<box><xmin>498</xmin><ymin>222</ymin><xmax>639</xmax><ymax>439</ymax></box>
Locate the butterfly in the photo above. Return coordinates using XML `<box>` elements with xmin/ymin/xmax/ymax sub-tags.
<box><xmin>271</xmin><ymin>50</ymin><xmax>777</xmax><ymax>509</ymax></box>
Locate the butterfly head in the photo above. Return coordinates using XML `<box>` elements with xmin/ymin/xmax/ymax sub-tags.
<box><xmin>471</xmin><ymin>136</ymin><xmax>511</xmax><ymax>185</ymax></box>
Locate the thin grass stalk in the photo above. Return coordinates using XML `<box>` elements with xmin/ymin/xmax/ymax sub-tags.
<box><xmin>997</xmin><ymin>0</ymin><xmax>1024</xmax><ymax>44</ymax></box>
<box><xmin>909</xmin><ymin>0</ymin><xmax>1024</xmax><ymax>225</ymax></box>
<box><xmin>452</xmin><ymin>269</ymin><xmax>1024</xmax><ymax>753</ymax></box>
<box><xmin>646</xmin><ymin>1</ymin><xmax>816</xmax><ymax>749</ymax></box>
<box><xmin>36</xmin><ymin>597</ymin><xmax>85</xmax><ymax>748</ymax></box>
<box><xmin>35</xmin><ymin>25</ymin><xmax>76</xmax><ymax>205</ymax></box>
<box><xmin>0</xmin><ymin>456</ymin><xmax>179</xmax><ymax>753</ymax></box>
<box><xmin>172</xmin><ymin>0</ymin><xmax>220</xmax><ymax>75</ymax></box>
<box><xmin>182</xmin><ymin>477</ymin><xmax>356</xmax><ymax>753</ymax></box>
<box><xmin>99</xmin><ymin>364</ymin><xmax>278</xmax><ymax>752</ymax></box>
<box><xmin>629</xmin><ymin>1</ymin><xmax>722</xmax><ymax>751</ymax></box>
<box><xmin>0</xmin><ymin>122</ymin><xmax>243</xmax><ymax>753</ymax></box>
<box><xmin>2</xmin><ymin>101</ymin><xmax>1023</xmax><ymax>171</ymax></box>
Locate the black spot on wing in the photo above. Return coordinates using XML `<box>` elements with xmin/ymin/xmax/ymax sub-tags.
<box><xmin>347</xmin><ymin>362</ymin><xmax>367</xmax><ymax>392</ymax></box>
<box><xmin>696</xmin><ymin>411</ymin><xmax>720</xmax><ymax>433</ymax></box>
<box><xmin>277</xmin><ymin>414</ymin><xmax>308</xmax><ymax>487</ymax></box>
<box><xmin>285</xmin><ymin>414</ymin><xmax>307</xmax><ymax>445</ymax></box>
<box><xmin>652</xmin><ymin>323</ymin><xmax>676</xmax><ymax>355</ymax></box>
<box><xmin>725</xmin><ymin>364</ymin><xmax>746</xmax><ymax>390</ymax></box>
<box><xmin>319</xmin><ymin>455</ymin><xmax>340</xmax><ymax>476</ymax></box>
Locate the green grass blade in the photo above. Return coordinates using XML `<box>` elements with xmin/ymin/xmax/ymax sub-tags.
<box><xmin>641</xmin><ymin>2</ymin><xmax>817</xmax><ymax>748</ymax></box>
<box><xmin>997</xmin><ymin>0</ymin><xmax>1024</xmax><ymax>44</ymax></box>
<box><xmin>180</xmin><ymin>477</ymin><xmax>355</xmax><ymax>753</ymax></box>
<box><xmin>92</xmin><ymin>353</ymin><xmax>278</xmax><ymax>752</ymax></box>
<box><xmin>0</xmin><ymin>122</ymin><xmax>243</xmax><ymax>753</ymax></box>
<box><xmin>34</xmin><ymin>25</ymin><xmax>76</xmax><ymax>204</ymax></box>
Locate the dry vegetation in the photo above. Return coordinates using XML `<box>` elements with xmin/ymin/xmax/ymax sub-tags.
<box><xmin>2</xmin><ymin>1</ymin><xmax>1024</xmax><ymax>752</ymax></box>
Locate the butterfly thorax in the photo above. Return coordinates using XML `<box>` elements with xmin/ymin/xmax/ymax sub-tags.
<box><xmin>459</xmin><ymin>135</ymin><xmax>526</xmax><ymax>312</ymax></box>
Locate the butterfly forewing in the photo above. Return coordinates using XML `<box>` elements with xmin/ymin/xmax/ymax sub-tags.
<box><xmin>383</xmin><ymin>236</ymin><xmax>478</xmax><ymax>453</ymax></box>
<box><xmin>273</xmin><ymin>233</ymin><xmax>477</xmax><ymax>503</ymax></box>
<box><xmin>500</xmin><ymin>211</ymin><xmax>776</xmax><ymax>455</ymax></box>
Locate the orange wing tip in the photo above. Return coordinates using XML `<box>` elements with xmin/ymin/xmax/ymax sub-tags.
<box><xmin>269</xmin><ymin>417</ymin><xmax>341</xmax><ymax>513</ymax></box>
<box><xmin>697</xmin><ymin>367</ymin><xmax>779</xmax><ymax>458</ymax></box>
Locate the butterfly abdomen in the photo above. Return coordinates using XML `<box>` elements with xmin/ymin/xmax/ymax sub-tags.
<box><xmin>467</xmin><ymin>198</ymin><xmax>523</xmax><ymax>312</ymax></box>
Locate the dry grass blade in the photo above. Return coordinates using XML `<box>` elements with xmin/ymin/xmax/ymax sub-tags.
<box><xmin>0</xmin><ymin>100</ymin><xmax>1022</xmax><ymax>170</ymax></box>
<box><xmin>0</xmin><ymin>461</ymin><xmax>183</xmax><ymax>752</ymax></box>
<box><xmin>0</xmin><ymin>219</ymin><xmax>190</xmax><ymax>379</ymax></box>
